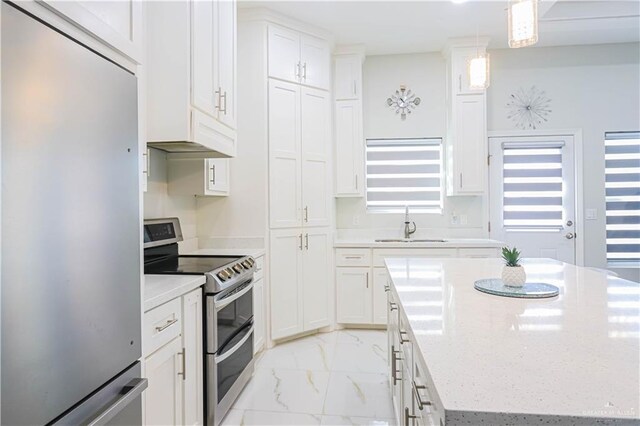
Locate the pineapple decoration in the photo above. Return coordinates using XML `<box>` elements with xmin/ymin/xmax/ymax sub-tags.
<box><xmin>501</xmin><ymin>247</ymin><xmax>527</xmax><ymax>287</ymax></box>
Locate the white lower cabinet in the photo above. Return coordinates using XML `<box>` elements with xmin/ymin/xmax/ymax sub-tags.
<box><xmin>144</xmin><ymin>287</ymin><xmax>203</xmax><ymax>426</ymax></box>
<box><xmin>372</xmin><ymin>269</ymin><xmax>389</xmax><ymax>325</ymax></box>
<box><xmin>144</xmin><ymin>337</ymin><xmax>183</xmax><ymax>426</ymax></box>
<box><xmin>270</xmin><ymin>228</ymin><xmax>330</xmax><ymax>340</ymax></box>
<box><xmin>253</xmin><ymin>276</ymin><xmax>265</xmax><ymax>354</ymax></box>
<box><xmin>336</xmin><ymin>267</ymin><xmax>371</xmax><ymax>323</ymax></box>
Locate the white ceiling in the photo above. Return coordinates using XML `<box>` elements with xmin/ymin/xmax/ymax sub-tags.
<box><xmin>238</xmin><ymin>0</ymin><xmax>640</xmax><ymax>55</ymax></box>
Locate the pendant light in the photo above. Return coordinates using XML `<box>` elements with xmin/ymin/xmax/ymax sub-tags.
<box><xmin>508</xmin><ymin>0</ymin><xmax>538</xmax><ymax>48</ymax></box>
<box><xmin>468</xmin><ymin>28</ymin><xmax>490</xmax><ymax>90</ymax></box>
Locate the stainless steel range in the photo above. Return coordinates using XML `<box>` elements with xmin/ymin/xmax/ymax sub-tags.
<box><xmin>143</xmin><ymin>218</ymin><xmax>255</xmax><ymax>426</ymax></box>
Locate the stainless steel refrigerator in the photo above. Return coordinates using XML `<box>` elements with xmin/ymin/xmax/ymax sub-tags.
<box><xmin>1</xmin><ymin>2</ymin><xmax>146</xmax><ymax>424</ymax></box>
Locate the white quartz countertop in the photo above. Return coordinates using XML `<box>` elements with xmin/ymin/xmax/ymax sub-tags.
<box><xmin>186</xmin><ymin>248</ymin><xmax>266</xmax><ymax>258</ymax></box>
<box><xmin>144</xmin><ymin>275</ymin><xmax>206</xmax><ymax>312</ymax></box>
<box><xmin>386</xmin><ymin>257</ymin><xmax>640</xmax><ymax>423</ymax></box>
<box><xmin>335</xmin><ymin>238</ymin><xmax>503</xmax><ymax>248</ymax></box>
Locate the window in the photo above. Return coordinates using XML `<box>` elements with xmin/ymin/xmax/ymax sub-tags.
<box><xmin>502</xmin><ymin>143</ymin><xmax>564</xmax><ymax>229</ymax></box>
<box><xmin>605</xmin><ymin>132</ymin><xmax>640</xmax><ymax>265</ymax></box>
<box><xmin>366</xmin><ymin>138</ymin><xmax>443</xmax><ymax>213</ymax></box>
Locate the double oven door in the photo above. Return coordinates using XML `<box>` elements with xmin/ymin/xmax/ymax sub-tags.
<box><xmin>206</xmin><ymin>278</ymin><xmax>254</xmax><ymax>425</ymax></box>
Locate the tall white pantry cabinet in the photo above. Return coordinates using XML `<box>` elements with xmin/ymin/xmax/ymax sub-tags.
<box><xmin>238</xmin><ymin>12</ymin><xmax>333</xmax><ymax>342</ymax></box>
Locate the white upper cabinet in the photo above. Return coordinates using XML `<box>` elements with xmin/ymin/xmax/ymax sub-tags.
<box><xmin>41</xmin><ymin>0</ymin><xmax>143</xmax><ymax>62</ymax></box>
<box><xmin>334</xmin><ymin>55</ymin><xmax>362</xmax><ymax>100</ymax></box>
<box><xmin>146</xmin><ymin>0</ymin><xmax>237</xmax><ymax>157</ymax></box>
<box><xmin>452</xmin><ymin>46</ymin><xmax>486</xmax><ymax>96</ymax></box>
<box><xmin>267</xmin><ymin>24</ymin><xmax>330</xmax><ymax>90</ymax></box>
<box><xmin>334</xmin><ymin>52</ymin><xmax>365</xmax><ymax>197</ymax></box>
<box><xmin>301</xmin><ymin>88</ymin><xmax>331</xmax><ymax>228</ymax></box>
<box><xmin>167</xmin><ymin>158</ymin><xmax>230</xmax><ymax>197</ymax></box>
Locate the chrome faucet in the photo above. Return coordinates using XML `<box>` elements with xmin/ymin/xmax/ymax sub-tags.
<box><xmin>404</xmin><ymin>206</ymin><xmax>416</xmax><ymax>239</ymax></box>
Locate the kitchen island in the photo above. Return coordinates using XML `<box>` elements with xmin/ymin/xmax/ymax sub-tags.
<box><xmin>385</xmin><ymin>257</ymin><xmax>640</xmax><ymax>425</ymax></box>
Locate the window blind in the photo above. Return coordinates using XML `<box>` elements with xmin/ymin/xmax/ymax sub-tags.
<box><xmin>605</xmin><ymin>132</ymin><xmax>640</xmax><ymax>264</ymax></box>
<box><xmin>366</xmin><ymin>138</ymin><xmax>443</xmax><ymax>213</ymax></box>
<box><xmin>502</xmin><ymin>144</ymin><xmax>564</xmax><ymax>228</ymax></box>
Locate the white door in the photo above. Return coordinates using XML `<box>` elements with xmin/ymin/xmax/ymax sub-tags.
<box><xmin>372</xmin><ymin>269</ymin><xmax>389</xmax><ymax>325</ymax></box>
<box><xmin>268</xmin><ymin>25</ymin><xmax>300</xmax><ymax>84</ymax></box>
<box><xmin>302</xmin><ymin>229</ymin><xmax>330</xmax><ymax>330</ymax></box>
<box><xmin>215</xmin><ymin>0</ymin><xmax>236</xmax><ymax>129</ymax></box>
<box><xmin>144</xmin><ymin>338</ymin><xmax>183</xmax><ymax>426</ymax></box>
<box><xmin>253</xmin><ymin>278</ymin><xmax>265</xmax><ymax>354</ymax></box>
<box><xmin>336</xmin><ymin>267</ymin><xmax>371</xmax><ymax>324</ymax></box>
<box><xmin>301</xmin><ymin>87</ymin><xmax>331</xmax><ymax>227</ymax></box>
<box><xmin>270</xmin><ymin>229</ymin><xmax>303</xmax><ymax>339</ymax></box>
<box><xmin>300</xmin><ymin>34</ymin><xmax>330</xmax><ymax>90</ymax></box>
<box><xmin>269</xmin><ymin>79</ymin><xmax>302</xmax><ymax>228</ymax></box>
<box><xmin>182</xmin><ymin>289</ymin><xmax>203</xmax><ymax>426</ymax></box>
<box><xmin>335</xmin><ymin>100</ymin><xmax>363</xmax><ymax>197</ymax></box>
<box><xmin>489</xmin><ymin>135</ymin><xmax>576</xmax><ymax>263</ymax></box>
<box><xmin>191</xmin><ymin>0</ymin><xmax>215</xmax><ymax>116</ymax></box>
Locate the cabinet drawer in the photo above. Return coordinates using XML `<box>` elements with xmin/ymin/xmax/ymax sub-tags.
<box><xmin>254</xmin><ymin>255</ymin><xmax>265</xmax><ymax>281</ymax></box>
<box><xmin>458</xmin><ymin>247</ymin><xmax>500</xmax><ymax>258</ymax></box>
<box><xmin>144</xmin><ymin>298</ymin><xmax>182</xmax><ymax>356</ymax></box>
<box><xmin>372</xmin><ymin>248</ymin><xmax>456</xmax><ymax>267</ymax></box>
<box><xmin>414</xmin><ymin>355</ymin><xmax>444</xmax><ymax>426</ymax></box>
<box><xmin>335</xmin><ymin>248</ymin><xmax>371</xmax><ymax>267</ymax></box>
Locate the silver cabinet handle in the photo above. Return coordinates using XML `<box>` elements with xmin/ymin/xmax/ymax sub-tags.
<box><xmin>389</xmin><ymin>302</ymin><xmax>398</xmax><ymax>311</ymax></box>
<box><xmin>355</xmin><ymin>174</ymin><xmax>358</xmax><ymax>190</ymax></box>
<box><xmin>299</xmin><ymin>234</ymin><xmax>303</xmax><ymax>250</ymax></box>
<box><xmin>366</xmin><ymin>272</ymin><xmax>369</xmax><ymax>289</ymax></box>
<box><xmin>400</xmin><ymin>330</ymin><xmax>410</xmax><ymax>344</ymax></box>
<box><xmin>458</xmin><ymin>74</ymin><xmax>462</xmax><ymax>92</ymax></box>
<box><xmin>155</xmin><ymin>318</ymin><xmax>178</xmax><ymax>332</ymax></box>
<box><xmin>353</xmin><ymin>80</ymin><xmax>357</xmax><ymax>96</ymax></box>
<box><xmin>303</xmin><ymin>62</ymin><xmax>307</xmax><ymax>80</ymax></box>
<box><xmin>220</xmin><ymin>91</ymin><xmax>227</xmax><ymax>114</ymax></box>
<box><xmin>295</xmin><ymin>62</ymin><xmax>301</xmax><ymax>79</ymax></box>
<box><xmin>384</xmin><ymin>284</ymin><xmax>390</xmax><ymax>292</ymax></box>
<box><xmin>215</xmin><ymin>87</ymin><xmax>222</xmax><ymax>111</ymax></box>
<box><xmin>304</xmin><ymin>206</ymin><xmax>309</xmax><ymax>222</ymax></box>
<box><xmin>87</xmin><ymin>378</ymin><xmax>148</xmax><ymax>426</ymax></box>
<box><xmin>178</xmin><ymin>347</ymin><xmax>186</xmax><ymax>381</ymax></box>
<box><xmin>305</xmin><ymin>233</ymin><xmax>309</xmax><ymax>250</ymax></box>
<box><xmin>404</xmin><ymin>407</ymin><xmax>418</xmax><ymax>426</ymax></box>
<box><xmin>391</xmin><ymin>347</ymin><xmax>402</xmax><ymax>385</ymax></box>
<box><xmin>210</xmin><ymin>163</ymin><xmax>216</xmax><ymax>185</ymax></box>
<box><xmin>565</xmin><ymin>232</ymin><xmax>575</xmax><ymax>240</ymax></box>
<box><xmin>459</xmin><ymin>172</ymin><xmax>463</xmax><ymax>189</ymax></box>
<box><xmin>413</xmin><ymin>381</ymin><xmax>432</xmax><ymax>411</ymax></box>
<box><xmin>344</xmin><ymin>255</ymin><xmax>362</xmax><ymax>259</ymax></box>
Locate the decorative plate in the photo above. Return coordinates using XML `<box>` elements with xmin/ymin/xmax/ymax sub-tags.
<box><xmin>474</xmin><ymin>279</ymin><xmax>559</xmax><ymax>299</ymax></box>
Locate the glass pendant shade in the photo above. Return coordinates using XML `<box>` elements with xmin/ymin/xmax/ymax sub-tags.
<box><xmin>508</xmin><ymin>0</ymin><xmax>538</xmax><ymax>48</ymax></box>
<box><xmin>469</xmin><ymin>54</ymin><xmax>490</xmax><ymax>89</ymax></box>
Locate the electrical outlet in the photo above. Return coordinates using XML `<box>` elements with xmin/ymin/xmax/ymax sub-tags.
<box><xmin>451</xmin><ymin>214</ymin><xmax>459</xmax><ymax>225</ymax></box>
<box><xmin>586</xmin><ymin>209</ymin><xmax>597</xmax><ymax>220</ymax></box>
<box><xmin>460</xmin><ymin>214</ymin><xmax>468</xmax><ymax>225</ymax></box>
<box><xmin>352</xmin><ymin>215</ymin><xmax>360</xmax><ymax>226</ymax></box>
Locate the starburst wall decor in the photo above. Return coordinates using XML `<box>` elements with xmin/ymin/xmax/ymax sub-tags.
<box><xmin>387</xmin><ymin>85</ymin><xmax>421</xmax><ymax>120</ymax></box>
<box><xmin>506</xmin><ymin>86</ymin><xmax>552</xmax><ymax>129</ymax></box>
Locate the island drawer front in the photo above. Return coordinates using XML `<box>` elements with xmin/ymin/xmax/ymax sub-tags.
<box><xmin>414</xmin><ymin>351</ymin><xmax>444</xmax><ymax>426</ymax></box>
<box><xmin>458</xmin><ymin>247</ymin><xmax>500</xmax><ymax>258</ymax></box>
<box><xmin>144</xmin><ymin>297</ymin><xmax>182</xmax><ymax>356</ymax></box>
<box><xmin>336</xmin><ymin>248</ymin><xmax>371</xmax><ymax>267</ymax></box>
<box><xmin>254</xmin><ymin>255</ymin><xmax>265</xmax><ymax>281</ymax></box>
<box><xmin>373</xmin><ymin>248</ymin><xmax>456</xmax><ymax>267</ymax></box>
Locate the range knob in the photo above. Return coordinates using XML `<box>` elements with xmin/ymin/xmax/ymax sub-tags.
<box><xmin>233</xmin><ymin>264</ymin><xmax>243</xmax><ymax>273</ymax></box>
<box><xmin>246</xmin><ymin>258</ymin><xmax>255</xmax><ymax>266</ymax></box>
<box><xmin>217</xmin><ymin>271</ymin><xmax>228</xmax><ymax>281</ymax></box>
<box><xmin>242</xmin><ymin>261</ymin><xmax>251</xmax><ymax>269</ymax></box>
<box><xmin>225</xmin><ymin>267</ymin><xmax>234</xmax><ymax>276</ymax></box>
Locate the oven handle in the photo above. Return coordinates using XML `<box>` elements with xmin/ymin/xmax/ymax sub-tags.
<box><xmin>215</xmin><ymin>324</ymin><xmax>254</xmax><ymax>364</ymax></box>
<box><xmin>215</xmin><ymin>279</ymin><xmax>253</xmax><ymax>310</ymax></box>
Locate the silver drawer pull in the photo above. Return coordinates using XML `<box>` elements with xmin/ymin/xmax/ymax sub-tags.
<box><xmin>400</xmin><ymin>330</ymin><xmax>410</xmax><ymax>344</ymax></box>
<box><xmin>389</xmin><ymin>302</ymin><xmax>398</xmax><ymax>311</ymax></box>
<box><xmin>384</xmin><ymin>284</ymin><xmax>390</xmax><ymax>292</ymax></box>
<box><xmin>413</xmin><ymin>380</ymin><xmax>432</xmax><ymax>411</ymax></box>
<box><xmin>391</xmin><ymin>348</ymin><xmax>402</xmax><ymax>385</ymax></box>
<box><xmin>344</xmin><ymin>256</ymin><xmax>362</xmax><ymax>259</ymax></box>
<box><xmin>155</xmin><ymin>318</ymin><xmax>178</xmax><ymax>332</ymax></box>
<box><xmin>404</xmin><ymin>407</ymin><xmax>418</xmax><ymax>426</ymax></box>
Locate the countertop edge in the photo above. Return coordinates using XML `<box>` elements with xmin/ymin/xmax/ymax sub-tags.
<box><xmin>144</xmin><ymin>275</ymin><xmax>206</xmax><ymax>312</ymax></box>
<box><xmin>334</xmin><ymin>240</ymin><xmax>504</xmax><ymax>249</ymax></box>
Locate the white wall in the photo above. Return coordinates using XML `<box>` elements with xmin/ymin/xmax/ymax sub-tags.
<box><xmin>143</xmin><ymin>148</ymin><xmax>198</xmax><ymax>247</ymax></box>
<box><xmin>337</xmin><ymin>52</ymin><xmax>487</xmax><ymax>238</ymax></box>
<box><xmin>487</xmin><ymin>42</ymin><xmax>640</xmax><ymax>279</ymax></box>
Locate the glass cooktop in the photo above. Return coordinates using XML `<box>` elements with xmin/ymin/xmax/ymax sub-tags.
<box><xmin>144</xmin><ymin>255</ymin><xmax>242</xmax><ymax>275</ymax></box>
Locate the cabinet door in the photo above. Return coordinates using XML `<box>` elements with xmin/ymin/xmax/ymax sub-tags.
<box><xmin>191</xmin><ymin>0</ymin><xmax>216</xmax><ymax>116</ymax></box>
<box><xmin>205</xmin><ymin>158</ymin><xmax>230</xmax><ymax>196</ymax></box>
<box><xmin>269</xmin><ymin>79</ymin><xmax>302</xmax><ymax>228</ymax></box>
<box><xmin>372</xmin><ymin>269</ymin><xmax>389</xmax><ymax>325</ymax></box>
<box><xmin>253</xmin><ymin>278</ymin><xmax>265</xmax><ymax>354</ymax></box>
<box><xmin>268</xmin><ymin>25</ymin><xmax>300</xmax><ymax>84</ymax></box>
<box><xmin>144</xmin><ymin>338</ymin><xmax>183</xmax><ymax>426</ymax></box>
<box><xmin>454</xmin><ymin>94</ymin><xmax>486</xmax><ymax>194</ymax></box>
<box><xmin>336</xmin><ymin>267</ymin><xmax>372</xmax><ymax>324</ymax></box>
<box><xmin>301</xmin><ymin>87</ymin><xmax>331</xmax><ymax>227</ymax></box>
<box><xmin>334</xmin><ymin>55</ymin><xmax>362</xmax><ymax>100</ymax></box>
<box><xmin>300</xmin><ymin>34</ymin><xmax>330</xmax><ymax>90</ymax></box>
<box><xmin>182</xmin><ymin>289</ymin><xmax>203</xmax><ymax>426</ymax></box>
<box><xmin>453</xmin><ymin>47</ymin><xmax>485</xmax><ymax>96</ymax></box>
<box><xmin>335</xmin><ymin>100</ymin><xmax>364</xmax><ymax>197</ymax></box>
<box><xmin>215</xmin><ymin>0</ymin><xmax>236</xmax><ymax>129</ymax></box>
<box><xmin>302</xmin><ymin>229</ymin><xmax>330</xmax><ymax>331</ymax></box>
<box><xmin>270</xmin><ymin>229</ymin><xmax>303</xmax><ymax>340</ymax></box>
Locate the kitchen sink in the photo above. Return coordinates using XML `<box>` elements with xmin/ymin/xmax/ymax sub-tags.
<box><xmin>375</xmin><ymin>239</ymin><xmax>447</xmax><ymax>243</ymax></box>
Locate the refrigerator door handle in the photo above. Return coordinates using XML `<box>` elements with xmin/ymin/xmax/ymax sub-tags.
<box><xmin>86</xmin><ymin>378</ymin><xmax>148</xmax><ymax>426</ymax></box>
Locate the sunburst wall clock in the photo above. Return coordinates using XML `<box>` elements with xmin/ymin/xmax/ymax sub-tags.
<box><xmin>506</xmin><ymin>86</ymin><xmax>552</xmax><ymax>129</ymax></box>
<box><xmin>387</xmin><ymin>85</ymin><xmax>421</xmax><ymax>120</ymax></box>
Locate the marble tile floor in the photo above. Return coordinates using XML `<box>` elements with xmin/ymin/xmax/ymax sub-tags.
<box><xmin>221</xmin><ymin>329</ymin><xmax>396</xmax><ymax>426</ymax></box>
